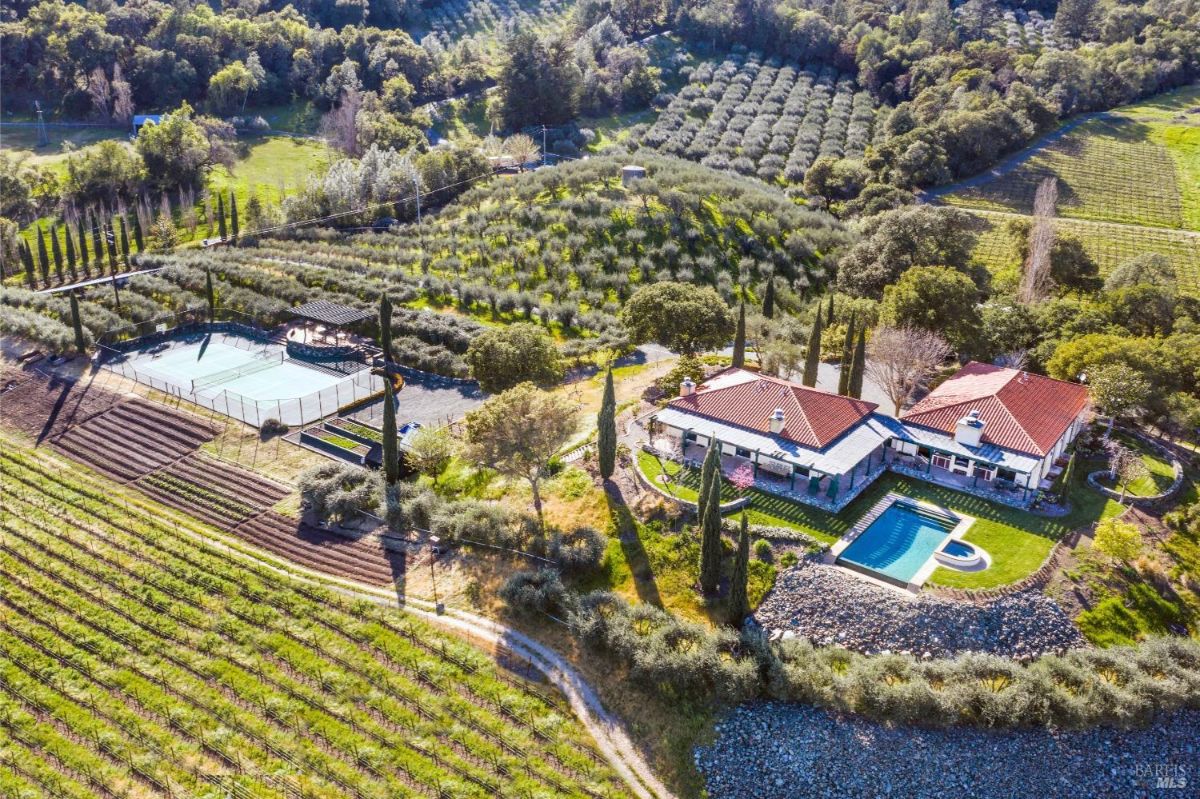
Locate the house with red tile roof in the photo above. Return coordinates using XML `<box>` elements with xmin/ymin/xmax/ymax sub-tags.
<box><xmin>892</xmin><ymin>362</ymin><xmax>1090</xmax><ymax>501</ymax></box>
<box><xmin>645</xmin><ymin>363</ymin><xmax>1090</xmax><ymax>510</ymax></box>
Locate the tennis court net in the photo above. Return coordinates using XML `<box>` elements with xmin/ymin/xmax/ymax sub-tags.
<box><xmin>191</xmin><ymin>352</ymin><xmax>285</xmax><ymax>393</ymax></box>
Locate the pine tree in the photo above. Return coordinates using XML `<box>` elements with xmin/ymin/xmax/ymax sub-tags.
<box><xmin>802</xmin><ymin>309</ymin><xmax>822</xmax><ymax>387</ymax></box>
<box><xmin>697</xmin><ymin>439</ymin><xmax>720</xmax><ymax>525</ymax></box>
<box><xmin>65</xmin><ymin>225</ymin><xmax>77</xmax><ymax>281</ymax></box>
<box><xmin>205</xmin><ymin>269</ymin><xmax>216</xmax><ymax>319</ymax></box>
<box><xmin>77</xmin><ymin>221</ymin><xmax>90</xmax><ymax>274</ymax></box>
<box><xmin>50</xmin><ymin>225</ymin><xmax>64</xmax><ymax>282</ymax></box>
<box><xmin>727</xmin><ymin>513</ymin><xmax>750</xmax><ymax>624</ymax></box>
<box><xmin>230</xmin><ymin>192</ymin><xmax>239</xmax><ymax>240</ymax></box>
<box><xmin>826</xmin><ymin>293</ymin><xmax>835</xmax><ymax>326</ymax></box>
<box><xmin>838</xmin><ymin>314</ymin><xmax>855</xmax><ymax>395</ymax></box>
<box><xmin>731</xmin><ymin>300</ymin><xmax>746</xmax><ymax>368</ymax></box>
<box><xmin>69</xmin><ymin>291</ymin><xmax>86</xmax><ymax>352</ymax></box>
<box><xmin>699</xmin><ymin>466</ymin><xmax>723</xmax><ymax>594</ymax></box>
<box><xmin>20</xmin><ymin>240</ymin><xmax>36</xmax><ymax>288</ymax></box>
<box><xmin>36</xmin><ymin>227</ymin><xmax>50</xmax><ymax>285</ymax></box>
<box><xmin>382</xmin><ymin>377</ymin><xmax>399</xmax><ymax>484</ymax></box>
<box><xmin>597</xmin><ymin>368</ymin><xmax>617</xmax><ymax>480</ymax></box>
<box><xmin>131</xmin><ymin>211</ymin><xmax>144</xmax><ymax>253</ymax></box>
<box><xmin>762</xmin><ymin>275</ymin><xmax>775</xmax><ymax>319</ymax></box>
<box><xmin>848</xmin><ymin>327</ymin><xmax>866</xmax><ymax>399</ymax></box>
<box><xmin>217</xmin><ymin>194</ymin><xmax>227</xmax><ymax>240</ymax></box>
<box><xmin>379</xmin><ymin>293</ymin><xmax>393</xmax><ymax>363</ymax></box>
<box><xmin>118</xmin><ymin>216</ymin><xmax>130</xmax><ymax>266</ymax></box>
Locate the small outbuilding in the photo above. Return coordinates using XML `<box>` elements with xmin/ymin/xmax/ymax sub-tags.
<box><xmin>621</xmin><ymin>165</ymin><xmax>647</xmax><ymax>187</ymax></box>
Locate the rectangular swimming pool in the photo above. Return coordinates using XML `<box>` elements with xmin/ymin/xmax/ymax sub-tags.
<box><xmin>836</xmin><ymin>501</ymin><xmax>958</xmax><ymax>586</ymax></box>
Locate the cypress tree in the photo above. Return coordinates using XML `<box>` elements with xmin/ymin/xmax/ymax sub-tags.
<box><xmin>104</xmin><ymin>222</ymin><xmax>117</xmax><ymax>272</ymax></box>
<box><xmin>762</xmin><ymin>275</ymin><xmax>775</xmax><ymax>319</ymax></box>
<box><xmin>382</xmin><ymin>377</ymin><xmax>399</xmax><ymax>484</ymax></box>
<box><xmin>727</xmin><ymin>513</ymin><xmax>751</xmax><ymax>624</ymax></box>
<box><xmin>50</xmin><ymin>225</ymin><xmax>64</xmax><ymax>283</ymax></box>
<box><xmin>697</xmin><ymin>439</ymin><xmax>720</xmax><ymax>525</ymax></box>
<box><xmin>205</xmin><ymin>269</ymin><xmax>216</xmax><ymax>319</ymax></box>
<box><xmin>118</xmin><ymin>216</ymin><xmax>130</xmax><ymax>267</ymax></box>
<box><xmin>90</xmin><ymin>218</ymin><xmax>103</xmax><ymax>275</ymax></box>
<box><xmin>36</xmin><ymin>226</ymin><xmax>50</xmax><ymax>284</ymax></box>
<box><xmin>65</xmin><ymin>224</ymin><xmax>77</xmax><ymax>280</ymax></box>
<box><xmin>802</xmin><ymin>309</ymin><xmax>822</xmax><ymax>387</ymax></box>
<box><xmin>825</xmin><ymin>293</ymin><xmax>835</xmax><ymax>326</ymax></box>
<box><xmin>69</xmin><ymin>291</ymin><xmax>86</xmax><ymax>352</ymax></box>
<box><xmin>217</xmin><ymin>194</ymin><xmax>227</xmax><ymax>240</ymax></box>
<box><xmin>838</xmin><ymin>314</ymin><xmax>855</xmax><ymax>395</ymax></box>
<box><xmin>698</xmin><ymin>466</ymin><xmax>723</xmax><ymax>595</ymax></box>
<box><xmin>848</xmin><ymin>327</ymin><xmax>866</xmax><ymax>399</ymax></box>
<box><xmin>21</xmin><ymin>240</ymin><xmax>36</xmax><ymax>288</ymax></box>
<box><xmin>731</xmin><ymin>300</ymin><xmax>746</xmax><ymax>369</ymax></box>
<box><xmin>379</xmin><ymin>293</ymin><xmax>393</xmax><ymax>363</ymax></box>
<box><xmin>78</xmin><ymin>220</ymin><xmax>90</xmax><ymax>274</ymax></box>
<box><xmin>597</xmin><ymin>368</ymin><xmax>617</xmax><ymax>480</ymax></box>
<box><xmin>131</xmin><ymin>211</ymin><xmax>144</xmax><ymax>253</ymax></box>
<box><xmin>230</xmin><ymin>192</ymin><xmax>239</xmax><ymax>240</ymax></box>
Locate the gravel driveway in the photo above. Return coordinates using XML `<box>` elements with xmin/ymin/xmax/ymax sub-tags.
<box><xmin>754</xmin><ymin>560</ymin><xmax>1086</xmax><ymax>659</ymax></box>
<box><xmin>697</xmin><ymin>703</ymin><xmax>1199</xmax><ymax>799</ymax></box>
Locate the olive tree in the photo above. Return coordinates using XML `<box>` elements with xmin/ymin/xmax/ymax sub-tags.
<box><xmin>620</xmin><ymin>281</ymin><xmax>733</xmax><ymax>356</ymax></box>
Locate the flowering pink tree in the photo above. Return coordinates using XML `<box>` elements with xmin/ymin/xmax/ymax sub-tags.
<box><xmin>729</xmin><ymin>461</ymin><xmax>755</xmax><ymax>494</ymax></box>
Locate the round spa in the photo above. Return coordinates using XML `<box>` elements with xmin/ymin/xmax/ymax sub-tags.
<box><xmin>934</xmin><ymin>538</ymin><xmax>984</xmax><ymax>569</ymax></box>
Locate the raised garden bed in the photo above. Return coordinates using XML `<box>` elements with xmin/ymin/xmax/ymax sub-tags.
<box><xmin>301</xmin><ymin>427</ymin><xmax>371</xmax><ymax>464</ymax></box>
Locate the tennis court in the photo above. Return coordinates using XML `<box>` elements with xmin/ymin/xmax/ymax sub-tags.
<box><xmin>107</xmin><ymin>332</ymin><xmax>381</xmax><ymax>426</ymax></box>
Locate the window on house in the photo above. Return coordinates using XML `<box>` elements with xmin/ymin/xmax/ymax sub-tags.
<box><xmin>683</xmin><ymin>431</ymin><xmax>697</xmax><ymax>443</ymax></box>
<box><xmin>735</xmin><ymin>447</ymin><xmax>752</xmax><ymax>459</ymax></box>
<box><xmin>997</xmin><ymin>468</ymin><xmax>1017</xmax><ymax>482</ymax></box>
<box><xmin>932</xmin><ymin>453</ymin><xmax>952</xmax><ymax>470</ymax></box>
<box><xmin>794</xmin><ymin>465</ymin><xmax>810</xmax><ymax>477</ymax></box>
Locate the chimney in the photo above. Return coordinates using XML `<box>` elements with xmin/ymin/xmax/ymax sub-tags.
<box><xmin>954</xmin><ymin>409</ymin><xmax>985</xmax><ymax>447</ymax></box>
<box><xmin>680</xmin><ymin>377</ymin><xmax>696</xmax><ymax>398</ymax></box>
<box><xmin>769</xmin><ymin>408</ymin><xmax>785</xmax><ymax>434</ymax></box>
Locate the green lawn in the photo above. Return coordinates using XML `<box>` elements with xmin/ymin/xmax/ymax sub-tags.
<box><xmin>1096</xmin><ymin>431</ymin><xmax>1178</xmax><ymax>497</ymax></box>
<box><xmin>207</xmin><ymin>135</ymin><xmax>332</xmax><ymax>210</ymax></box>
<box><xmin>636</xmin><ymin>449</ymin><xmax>1123</xmax><ymax>590</ymax></box>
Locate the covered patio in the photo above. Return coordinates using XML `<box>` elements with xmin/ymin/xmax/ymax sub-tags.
<box><xmin>887</xmin><ymin>425</ymin><xmax>1043</xmax><ymax>508</ymax></box>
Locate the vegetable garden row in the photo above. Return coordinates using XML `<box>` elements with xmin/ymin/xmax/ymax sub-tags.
<box><xmin>0</xmin><ymin>437</ymin><xmax>629</xmax><ymax>799</ymax></box>
<box><xmin>643</xmin><ymin>52</ymin><xmax>879</xmax><ymax>186</ymax></box>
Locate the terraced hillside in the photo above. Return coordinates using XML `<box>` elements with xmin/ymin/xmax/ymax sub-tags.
<box><xmin>0</xmin><ymin>434</ymin><xmax>631</xmax><ymax>799</ymax></box>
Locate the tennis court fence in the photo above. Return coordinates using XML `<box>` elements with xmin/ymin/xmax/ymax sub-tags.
<box><xmin>104</xmin><ymin>354</ymin><xmax>382</xmax><ymax>428</ymax></box>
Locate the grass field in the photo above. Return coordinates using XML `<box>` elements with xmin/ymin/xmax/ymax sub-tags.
<box><xmin>966</xmin><ymin>209</ymin><xmax>1200</xmax><ymax>296</ymax></box>
<box><xmin>637</xmin><ymin>451</ymin><xmax>1123</xmax><ymax>589</ymax></box>
<box><xmin>942</xmin><ymin>85</ymin><xmax>1200</xmax><ymax>231</ymax></box>
<box><xmin>0</xmin><ymin>432</ymin><xmax>629</xmax><ymax>799</ymax></box>
<box><xmin>0</xmin><ymin>124</ymin><xmax>127</xmax><ymax>170</ymax></box>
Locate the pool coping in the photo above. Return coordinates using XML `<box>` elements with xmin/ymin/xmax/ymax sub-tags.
<box><xmin>825</xmin><ymin>492</ymin><xmax>977</xmax><ymax>592</ymax></box>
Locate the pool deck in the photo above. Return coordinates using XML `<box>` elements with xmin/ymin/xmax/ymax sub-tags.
<box><xmin>826</xmin><ymin>492</ymin><xmax>977</xmax><ymax>592</ymax></box>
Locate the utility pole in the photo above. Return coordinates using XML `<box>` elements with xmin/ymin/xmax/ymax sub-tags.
<box><xmin>413</xmin><ymin>175</ymin><xmax>421</xmax><ymax>225</ymax></box>
<box><xmin>541</xmin><ymin>125</ymin><xmax>547</xmax><ymax>167</ymax></box>
<box><xmin>34</xmin><ymin>101</ymin><xmax>49</xmax><ymax>148</ymax></box>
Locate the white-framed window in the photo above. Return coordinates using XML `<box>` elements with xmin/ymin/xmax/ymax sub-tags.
<box><xmin>932</xmin><ymin>453</ymin><xmax>952</xmax><ymax>470</ymax></box>
<box><xmin>974</xmin><ymin>464</ymin><xmax>996</xmax><ymax>481</ymax></box>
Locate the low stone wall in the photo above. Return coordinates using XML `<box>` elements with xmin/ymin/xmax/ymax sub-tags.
<box><xmin>1085</xmin><ymin>430</ymin><xmax>1185</xmax><ymax>508</ymax></box>
<box><xmin>633</xmin><ymin>447</ymin><xmax>750</xmax><ymax>514</ymax></box>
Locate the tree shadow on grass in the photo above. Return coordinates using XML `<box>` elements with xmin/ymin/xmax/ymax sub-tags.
<box><xmin>604</xmin><ymin>482</ymin><xmax>664</xmax><ymax>608</ymax></box>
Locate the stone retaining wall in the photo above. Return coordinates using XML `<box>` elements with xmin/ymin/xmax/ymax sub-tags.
<box><xmin>633</xmin><ymin>448</ymin><xmax>750</xmax><ymax>514</ymax></box>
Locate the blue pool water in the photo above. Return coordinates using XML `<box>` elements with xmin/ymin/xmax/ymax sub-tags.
<box><xmin>837</xmin><ymin>502</ymin><xmax>957</xmax><ymax>585</ymax></box>
<box><xmin>942</xmin><ymin>540</ymin><xmax>975</xmax><ymax>558</ymax></box>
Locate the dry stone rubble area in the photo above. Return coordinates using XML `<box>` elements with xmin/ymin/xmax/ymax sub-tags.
<box><xmin>697</xmin><ymin>703</ymin><xmax>1200</xmax><ymax>799</ymax></box>
<box><xmin>754</xmin><ymin>560</ymin><xmax>1086</xmax><ymax>659</ymax></box>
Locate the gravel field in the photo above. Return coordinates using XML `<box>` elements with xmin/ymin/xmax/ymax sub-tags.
<box><xmin>754</xmin><ymin>560</ymin><xmax>1086</xmax><ymax>659</ymax></box>
<box><xmin>697</xmin><ymin>703</ymin><xmax>1200</xmax><ymax>799</ymax></box>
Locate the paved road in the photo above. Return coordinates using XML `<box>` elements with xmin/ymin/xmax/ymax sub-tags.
<box><xmin>920</xmin><ymin>111</ymin><xmax>1117</xmax><ymax>203</ymax></box>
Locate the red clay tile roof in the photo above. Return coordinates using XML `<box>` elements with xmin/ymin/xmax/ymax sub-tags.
<box><xmin>666</xmin><ymin>368</ymin><xmax>877</xmax><ymax>450</ymax></box>
<box><xmin>900</xmin><ymin>361</ymin><xmax>1089</xmax><ymax>456</ymax></box>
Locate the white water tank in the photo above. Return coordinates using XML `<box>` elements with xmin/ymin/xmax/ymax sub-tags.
<box><xmin>622</xmin><ymin>165</ymin><xmax>646</xmax><ymax>187</ymax></box>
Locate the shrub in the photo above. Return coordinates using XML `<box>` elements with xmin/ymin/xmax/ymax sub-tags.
<box><xmin>779</xmin><ymin>551</ymin><xmax>799</xmax><ymax>568</ymax></box>
<box><xmin>259</xmin><ymin>418</ymin><xmax>289</xmax><ymax>438</ymax></box>
<box><xmin>499</xmin><ymin>569</ymin><xmax>570</xmax><ymax>618</ymax></box>
<box><xmin>299</xmin><ymin>462</ymin><xmax>379</xmax><ymax>523</ymax></box>
<box><xmin>552</xmin><ymin>526</ymin><xmax>607</xmax><ymax>572</ymax></box>
<box><xmin>753</xmin><ymin>539</ymin><xmax>773</xmax><ymax>562</ymax></box>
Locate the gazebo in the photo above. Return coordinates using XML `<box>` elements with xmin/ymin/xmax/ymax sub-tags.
<box><xmin>289</xmin><ymin>300</ymin><xmax>373</xmax><ymax>347</ymax></box>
